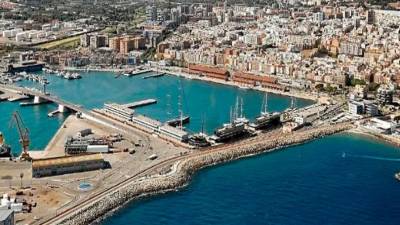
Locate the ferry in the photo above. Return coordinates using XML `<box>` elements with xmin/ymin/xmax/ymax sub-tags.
<box><xmin>123</xmin><ymin>71</ymin><xmax>133</xmax><ymax>77</ymax></box>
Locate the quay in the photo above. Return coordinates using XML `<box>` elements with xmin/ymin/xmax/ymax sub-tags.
<box><xmin>126</xmin><ymin>69</ymin><xmax>153</xmax><ymax>77</ymax></box>
<box><xmin>8</xmin><ymin>95</ymin><xmax>31</xmax><ymax>102</ymax></box>
<box><xmin>122</xmin><ymin>99</ymin><xmax>157</xmax><ymax>109</ymax></box>
<box><xmin>142</xmin><ymin>73</ymin><xmax>165</xmax><ymax>79</ymax></box>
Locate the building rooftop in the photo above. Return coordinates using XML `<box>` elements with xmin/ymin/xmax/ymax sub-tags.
<box><xmin>0</xmin><ymin>209</ymin><xmax>13</xmax><ymax>221</ymax></box>
<box><xmin>32</xmin><ymin>154</ymin><xmax>104</xmax><ymax>169</ymax></box>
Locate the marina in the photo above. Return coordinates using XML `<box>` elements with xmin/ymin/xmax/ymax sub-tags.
<box><xmin>14</xmin><ymin>71</ymin><xmax>313</xmax><ymax>134</ymax></box>
<box><xmin>1</xmin><ymin>70</ymin><xmax>399</xmax><ymax>225</ymax></box>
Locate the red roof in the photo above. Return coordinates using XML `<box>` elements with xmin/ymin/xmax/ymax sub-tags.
<box><xmin>233</xmin><ymin>72</ymin><xmax>277</xmax><ymax>84</ymax></box>
<box><xmin>189</xmin><ymin>64</ymin><xmax>229</xmax><ymax>76</ymax></box>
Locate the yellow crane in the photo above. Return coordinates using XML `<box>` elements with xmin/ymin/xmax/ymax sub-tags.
<box><xmin>9</xmin><ymin>111</ymin><xmax>31</xmax><ymax>161</ymax></box>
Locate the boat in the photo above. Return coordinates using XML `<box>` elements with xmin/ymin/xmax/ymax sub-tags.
<box><xmin>233</xmin><ymin>97</ymin><xmax>249</xmax><ymax>124</ymax></box>
<box><xmin>188</xmin><ymin>119</ymin><xmax>210</xmax><ymax>147</ymax></box>
<box><xmin>249</xmin><ymin>93</ymin><xmax>281</xmax><ymax>129</ymax></box>
<box><xmin>213</xmin><ymin>105</ymin><xmax>248</xmax><ymax>142</ymax></box>
<box><xmin>395</xmin><ymin>172</ymin><xmax>400</xmax><ymax>181</ymax></box>
<box><xmin>64</xmin><ymin>72</ymin><xmax>73</xmax><ymax>80</ymax></box>
<box><xmin>123</xmin><ymin>71</ymin><xmax>134</xmax><ymax>77</ymax></box>
<box><xmin>166</xmin><ymin>116</ymin><xmax>190</xmax><ymax>127</ymax></box>
<box><xmin>71</xmin><ymin>73</ymin><xmax>82</xmax><ymax>79</ymax></box>
<box><xmin>0</xmin><ymin>132</ymin><xmax>11</xmax><ymax>158</ymax></box>
<box><xmin>214</xmin><ymin>122</ymin><xmax>247</xmax><ymax>142</ymax></box>
<box><xmin>188</xmin><ymin>133</ymin><xmax>210</xmax><ymax>147</ymax></box>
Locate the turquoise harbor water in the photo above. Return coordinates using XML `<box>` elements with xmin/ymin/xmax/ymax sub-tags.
<box><xmin>103</xmin><ymin>134</ymin><xmax>400</xmax><ymax>225</ymax></box>
<box><xmin>1</xmin><ymin>72</ymin><xmax>400</xmax><ymax>224</ymax></box>
<box><xmin>2</xmin><ymin>71</ymin><xmax>312</xmax><ymax>153</ymax></box>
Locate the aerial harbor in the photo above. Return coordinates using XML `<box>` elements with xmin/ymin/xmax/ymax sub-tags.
<box><xmin>1</xmin><ymin>0</ymin><xmax>400</xmax><ymax>225</ymax></box>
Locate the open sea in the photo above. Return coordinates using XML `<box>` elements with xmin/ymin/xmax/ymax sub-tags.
<box><xmin>1</xmin><ymin>71</ymin><xmax>400</xmax><ymax>224</ymax></box>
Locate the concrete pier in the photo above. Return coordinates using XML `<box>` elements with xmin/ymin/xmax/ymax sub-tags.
<box><xmin>20</xmin><ymin>96</ymin><xmax>50</xmax><ymax>106</ymax></box>
<box><xmin>122</xmin><ymin>99</ymin><xmax>157</xmax><ymax>109</ymax></box>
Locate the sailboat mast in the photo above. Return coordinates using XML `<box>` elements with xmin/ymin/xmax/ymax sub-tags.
<box><xmin>264</xmin><ymin>93</ymin><xmax>268</xmax><ymax>113</ymax></box>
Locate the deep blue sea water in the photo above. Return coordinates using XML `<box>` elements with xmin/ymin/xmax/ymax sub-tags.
<box><xmin>102</xmin><ymin>134</ymin><xmax>400</xmax><ymax>225</ymax></box>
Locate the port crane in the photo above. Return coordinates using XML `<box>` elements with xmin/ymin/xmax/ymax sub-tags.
<box><xmin>9</xmin><ymin>111</ymin><xmax>31</xmax><ymax>160</ymax></box>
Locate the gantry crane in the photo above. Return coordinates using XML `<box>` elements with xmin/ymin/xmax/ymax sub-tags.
<box><xmin>10</xmin><ymin>111</ymin><xmax>31</xmax><ymax>161</ymax></box>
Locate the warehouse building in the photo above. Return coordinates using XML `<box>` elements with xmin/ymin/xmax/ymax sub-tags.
<box><xmin>32</xmin><ymin>154</ymin><xmax>106</xmax><ymax>178</ymax></box>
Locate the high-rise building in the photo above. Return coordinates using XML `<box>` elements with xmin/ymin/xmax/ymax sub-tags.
<box><xmin>109</xmin><ymin>37</ymin><xmax>122</xmax><ymax>52</ymax></box>
<box><xmin>89</xmin><ymin>35</ymin><xmax>107</xmax><ymax>49</ymax></box>
<box><xmin>120</xmin><ymin>37</ymin><xmax>135</xmax><ymax>54</ymax></box>
<box><xmin>80</xmin><ymin>34</ymin><xmax>90</xmax><ymax>47</ymax></box>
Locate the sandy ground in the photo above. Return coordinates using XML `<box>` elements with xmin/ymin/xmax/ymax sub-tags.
<box><xmin>0</xmin><ymin>184</ymin><xmax>74</xmax><ymax>225</ymax></box>
<box><xmin>1</xmin><ymin>112</ymin><xmax>191</xmax><ymax>224</ymax></box>
<box><xmin>347</xmin><ymin>127</ymin><xmax>400</xmax><ymax>147</ymax></box>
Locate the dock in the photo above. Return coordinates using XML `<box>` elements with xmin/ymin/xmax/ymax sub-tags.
<box><xmin>124</xmin><ymin>69</ymin><xmax>152</xmax><ymax>77</ymax></box>
<box><xmin>20</xmin><ymin>100</ymin><xmax>51</xmax><ymax>107</ymax></box>
<box><xmin>8</xmin><ymin>95</ymin><xmax>31</xmax><ymax>102</ymax></box>
<box><xmin>142</xmin><ymin>73</ymin><xmax>165</xmax><ymax>79</ymax></box>
<box><xmin>48</xmin><ymin>109</ymin><xmax>61</xmax><ymax>117</ymax></box>
<box><xmin>122</xmin><ymin>99</ymin><xmax>157</xmax><ymax>109</ymax></box>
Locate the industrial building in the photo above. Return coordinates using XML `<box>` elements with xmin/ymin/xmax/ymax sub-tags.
<box><xmin>32</xmin><ymin>154</ymin><xmax>106</xmax><ymax>178</ymax></box>
<box><xmin>104</xmin><ymin>103</ymin><xmax>134</xmax><ymax>121</ymax></box>
<box><xmin>293</xmin><ymin>105</ymin><xmax>327</xmax><ymax>125</ymax></box>
<box><xmin>132</xmin><ymin>115</ymin><xmax>162</xmax><ymax>131</ymax></box>
<box><xmin>0</xmin><ymin>209</ymin><xmax>14</xmax><ymax>225</ymax></box>
<box><xmin>159</xmin><ymin>124</ymin><xmax>189</xmax><ymax>142</ymax></box>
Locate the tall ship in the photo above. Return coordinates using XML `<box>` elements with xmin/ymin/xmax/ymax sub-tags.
<box><xmin>234</xmin><ymin>97</ymin><xmax>249</xmax><ymax>124</ymax></box>
<box><xmin>213</xmin><ymin>121</ymin><xmax>246</xmax><ymax>142</ymax></box>
<box><xmin>249</xmin><ymin>93</ymin><xmax>281</xmax><ymax>130</ymax></box>
<box><xmin>166</xmin><ymin>81</ymin><xmax>190</xmax><ymax>128</ymax></box>
<box><xmin>188</xmin><ymin>118</ymin><xmax>210</xmax><ymax>148</ymax></box>
<box><xmin>0</xmin><ymin>132</ymin><xmax>11</xmax><ymax>158</ymax></box>
<box><xmin>166</xmin><ymin>116</ymin><xmax>190</xmax><ymax>127</ymax></box>
<box><xmin>212</xmin><ymin>99</ymin><xmax>248</xmax><ymax>142</ymax></box>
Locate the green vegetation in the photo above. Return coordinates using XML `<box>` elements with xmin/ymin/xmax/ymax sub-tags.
<box><xmin>368</xmin><ymin>82</ymin><xmax>380</xmax><ymax>92</ymax></box>
<box><xmin>141</xmin><ymin>47</ymin><xmax>156</xmax><ymax>61</ymax></box>
<box><xmin>36</xmin><ymin>36</ymin><xmax>81</xmax><ymax>50</ymax></box>
<box><xmin>350</xmin><ymin>78</ymin><xmax>366</xmax><ymax>86</ymax></box>
<box><xmin>324</xmin><ymin>84</ymin><xmax>338</xmax><ymax>94</ymax></box>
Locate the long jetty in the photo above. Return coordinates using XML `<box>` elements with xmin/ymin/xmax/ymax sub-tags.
<box><xmin>38</xmin><ymin>122</ymin><xmax>354</xmax><ymax>225</ymax></box>
<box><xmin>122</xmin><ymin>99</ymin><xmax>157</xmax><ymax>109</ymax></box>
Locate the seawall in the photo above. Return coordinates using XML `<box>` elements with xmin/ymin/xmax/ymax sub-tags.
<box><xmin>56</xmin><ymin>123</ymin><xmax>354</xmax><ymax>225</ymax></box>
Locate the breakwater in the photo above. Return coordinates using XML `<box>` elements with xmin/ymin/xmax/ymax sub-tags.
<box><xmin>54</xmin><ymin>123</ymin><xmax>354</xmax><ymax>225</ymax></box>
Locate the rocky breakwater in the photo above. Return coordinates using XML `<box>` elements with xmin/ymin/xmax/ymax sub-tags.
<box><xmin>57</xmin><ymin>122</ymin><xmax>354</xmax><ymax>225</ymax></box>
